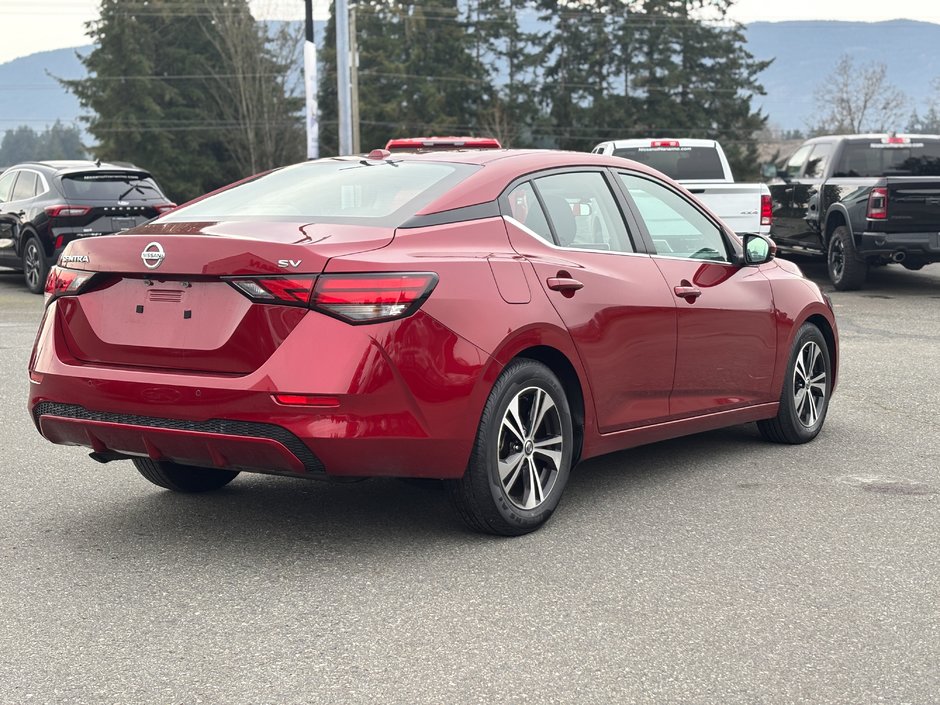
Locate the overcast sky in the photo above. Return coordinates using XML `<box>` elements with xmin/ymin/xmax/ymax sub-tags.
<box><xmin>0</xmin><ymin>0</ymin><xmax>937</xmax><ymax>65</ymax></box>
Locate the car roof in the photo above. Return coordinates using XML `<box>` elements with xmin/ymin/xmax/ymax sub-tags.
<box><xmin>323</xmin><ymin>148</ymin><xmax>666</xmax><ymax>214</ymax></box>
<box><xmin>11</xmin><ymin>160</ymin><xmax>148</xmax><ymax>175</ymax></box>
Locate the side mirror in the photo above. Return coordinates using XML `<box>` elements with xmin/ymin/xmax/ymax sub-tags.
<box><xmin>742</xmin><ymin>233</ymin><xmax>775</xmax><ymax>265</ymax></box>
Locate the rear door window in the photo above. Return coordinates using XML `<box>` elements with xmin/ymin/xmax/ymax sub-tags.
<box><xmin>532</xmin><ymin>171</ymin><xmax>635</xmax><ymax>253</ymax></box>
<box><xmin>61</xmin><ymin>173</ymin><xmax>164</xmax><ymax>201</ymax></box>
<box><xmin>10</xmin><ymin>171</ymin><xmax>39</xmax><ymax>201</ymax></box>
<box><xmin>506</xmin><ymin>182</ymin><xmax>553</xmax><ymax>243</ymax></box>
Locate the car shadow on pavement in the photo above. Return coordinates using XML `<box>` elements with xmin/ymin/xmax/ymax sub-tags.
<box><xmin>50</xmin><ymin>423</ymin><xmax>772</xmax><ymax>560</ymax></box>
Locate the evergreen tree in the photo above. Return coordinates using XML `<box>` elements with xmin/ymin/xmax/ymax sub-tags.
<box><xmin>0</xmin><ymin>126</ymin><xmax>40</xmax><ymax>166</ymax></box>
<box><xmin>0</xmin><ymin>122</ymin><xmax>86</xmax><ymax>166</ymax></box>
<box><xmin>628</xmin><ymin>0</ymin><xmax>770</xmax><ymax>178</ymax></box>
<box><xmin>319</xmin><ymin>1</ymin><xmax>489</xmax><ymax>155</ymax></box>
<box><xmin>64</xmin><ymin>0</ymin><xmax>301</xmax><ymax>202</ymax></box>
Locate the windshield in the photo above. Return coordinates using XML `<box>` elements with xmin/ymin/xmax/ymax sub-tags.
<box><xmin>832</xmin><ymin>140</ymin><xmax>940</xmax><ymax>177</ymax></box>
<box><xmin>613</xmin><ymin>146</ymin><xmax>725</xmax><ymax>180</ymax></box>
<box><xmin>165</xmin><ymin>160</ymin><xmax>478</xmax><ymax>225</ymax></box>
<box><xmin>61</xmin><ymin>173</ymin><xmax>164</xmax><ymax>201</ymax></box>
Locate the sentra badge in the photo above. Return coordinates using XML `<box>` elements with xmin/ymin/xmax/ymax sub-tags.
<box><xmin>141</xmin><ymin>242</ymin><xmax>165</xmax><ymax>270</ymax></box>
<box><xmin>60</xmin><ymin>255</ymin><xmax>89</xmax><ymax>264</ymax></box>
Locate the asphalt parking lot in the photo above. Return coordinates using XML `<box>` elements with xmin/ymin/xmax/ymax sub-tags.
<box><xmin>0</xmin><ymin>259</ymin><xmax>938</xmax><ymax>705</ymax></box>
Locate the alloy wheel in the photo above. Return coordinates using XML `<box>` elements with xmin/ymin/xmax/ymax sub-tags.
<box><xmin>24</xmin><ymin>242</ymin><xmax>42</xmax><ymax>291</ymax></box>
<box><xmin>792</xmin><ymin>341</ymin><xmax>827</xmax><ymax>427</ymax></box>
<box><xmin>497</xmin><ymin>386</ymin><xmax>564</xmax><ymax>510</ymax></box>
<box><xmin>829</xmin><ymin>237</ymin><xmax>845</xmax><ymax>280</ymax></box>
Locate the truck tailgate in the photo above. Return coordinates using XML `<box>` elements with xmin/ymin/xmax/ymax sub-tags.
<box><xmin>683</xmin><ymin>183</ymin><xmax>770</xmax><ymax>235</ymax></box>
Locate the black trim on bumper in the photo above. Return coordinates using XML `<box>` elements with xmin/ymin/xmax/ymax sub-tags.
<box><xmin>859</xmin><ymin>230</ymin><xmax>940</xmax><ymax>259</ymax></box>
<box><xmin>32</xmin><ymin>402</ymin><xmax>326</xmax><ymax>474</ymax></box>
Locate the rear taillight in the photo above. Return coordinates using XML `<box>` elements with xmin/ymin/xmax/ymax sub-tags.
<box><xmin>45</xmin><ymin>205</ymin><xmax>92</xmax><ymax>218</ymax></box>
<box><xmin>867</xmin><ymin>187</ymin><xmax>889</xmax><ymax>220</ymax></box>
<box><xmin>44</xmin><ymin>266</ymin><xmax>94</xmax><ymax>306</ymax></box>
<box><xmin>227</xmin><ymin>272</ymin><xmax>438</xmax><ymax>323</ymax></box>
<box><xmin>760</xmin><ymin>194</ymin><xmax>773</xmax><ymax>227</ymax></box>
<box><xmin>650</xmin><ymin>140</ymin><xmax>680</xmax><ymax>148</ymax></box>
<box><xmin>311</xmin><ymin>272</ymin><xmax>438</xmax><ymax>323</ymax></box>
<box><xmin>228</xmin><ymin>277</ymin><xmax>317</xmax><ymax>306</ymax></box>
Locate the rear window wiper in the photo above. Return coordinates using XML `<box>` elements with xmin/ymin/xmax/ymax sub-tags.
<box><xmin>117</xmin><ymin>180</ymin><xmax>159</xmax><ymax>200</ymax></box>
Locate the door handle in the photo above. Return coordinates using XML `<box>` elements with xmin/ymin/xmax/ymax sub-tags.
<box><xmin>674</xmin><ymin>284</ymin><xmax>702</xmax><ymax>301</ymax></box>
<box><xmin>547</xmin><ymin>277</ymin><xmax>584</xmax><ymax>292</ymax></box>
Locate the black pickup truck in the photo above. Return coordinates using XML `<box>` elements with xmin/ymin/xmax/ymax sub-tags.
<box><xmin>765</xmin><ymin>134</ymin><xmax>940</xmax><ymax>289</ymax></box>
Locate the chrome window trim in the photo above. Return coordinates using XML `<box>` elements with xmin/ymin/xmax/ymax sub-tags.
<box><xmin>503</xmin><ymin>216</ymin><xmax>652</xmax><ymax>259</ymax></box>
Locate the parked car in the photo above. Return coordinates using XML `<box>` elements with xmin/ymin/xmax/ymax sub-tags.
<box><xmin>384</xmin><ymin>136</ymin><xmax>502</xmax><ymax>153</ymax></box>
<box><xmin>0</xmin><ymin>160</ymin><xmax>175</xmax><ymax>292</ymax></box>
<box><xmin>764</xmin><ymin>133</ymin><xmax>940</xmax><ymax>289</ymax></box>
<box><xmin>591</xmin><ymin>138</ymin><xmax>772</xmax><ymax>236</ymax></box>
<box><xmin>29</xmin><ymin>150</ymin><xmax>837</xmax><ymax>535</ymax></box>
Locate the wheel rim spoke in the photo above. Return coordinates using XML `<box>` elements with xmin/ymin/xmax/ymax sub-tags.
<box><xmin>793</xmin><ymin>341</ymin><xmax>826</xmax><ymax>428</ymax></box>
<box><xmin>506</xmin><ymin>395</ymin><xmax>528</xmax><ymax>440</ymax></box>
<box><xmin>499</xmin><ymin>452</ymin><xmax>525</xmax><ymax>489</ymax></box>
<box><xmin>531</xmin><ymin>391</ymin><xmax>555</xmax><ymax>439</ymax></box>
<box><xmin>497</xmin><ymin>385</ymin><xmax>564</xmax><ymax>511</ymax></box>
<box><xmin>523</xmin><ymin>458</ymin><xmax>544</xmax><ymax>509</ymax></box>
<box><xmin>501</xmin><ymin>415</ymin><xmax>525</xmax><ymax>445</ymax></box>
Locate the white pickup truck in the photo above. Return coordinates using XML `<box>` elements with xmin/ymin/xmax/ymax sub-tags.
<box><xmin>591</xmin><ymin>138</ymin><xmax>772</xmax><ymax>236</ymax></box>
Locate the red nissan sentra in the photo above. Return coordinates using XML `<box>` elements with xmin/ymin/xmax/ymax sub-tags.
<box><xmin>28</xmin><ymin>149</ymin><xmax>838</xmax><ymax>535</ymax></box>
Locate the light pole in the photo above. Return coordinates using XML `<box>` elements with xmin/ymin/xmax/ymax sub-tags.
<box><xmin>335</xmin><ymin>0</ymin><xmax>353</xmax><ymax>155</ymax></box>
<box><xmin>303</xmin><ymin>0</ymin><xmax>318</xmax><ymax>159</ymax></box>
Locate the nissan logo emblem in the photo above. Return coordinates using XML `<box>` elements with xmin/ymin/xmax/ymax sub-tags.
<box><xmin>141</xmin><ymin>242</ymin><xmax>165</xmax><ymax>269</ymax></box>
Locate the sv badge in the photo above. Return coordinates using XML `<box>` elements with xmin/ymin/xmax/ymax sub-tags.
<box><xmin>278</xmin><ymin>259</ymin><xmax>302</xmax><ymax>268</ymax></box>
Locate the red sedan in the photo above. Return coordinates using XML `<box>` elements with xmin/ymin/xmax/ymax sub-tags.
<box><xmin>28</xmin><ymin>150</ymin><xmax>838</xmax><ymax>535</ymax></box>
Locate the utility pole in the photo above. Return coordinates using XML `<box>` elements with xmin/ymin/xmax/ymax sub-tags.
<box><xmin>350</xmin><ymin>6</ymin><xmax>361</xmax><ymax>154</ymax></box>
<box><xmin>303</xmin><ymin>0</ymin><xmax>318</xmax><ymax>159</ymax></box>
<box><xmin>336</xmin><ymin>0</ymin><xmax>353</xmax><ymax>155</ymax></box>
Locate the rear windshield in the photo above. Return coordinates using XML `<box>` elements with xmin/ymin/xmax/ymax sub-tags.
<box><xmin>61</xmin><ymin>173</ymin><xmax>164</xmax><ymax>201</ymax></box>
<box><xmin>164</xmin><ymin>160</ymin><xmax>478</xmax><ymax>225</ymax></box>
<box><xmin>832</xmin><ymin>140</ymin><xmax>940</xmax><ymax>177</ymax></box>
<box><xmin>612</xmin><ymin>146</ymin><xmax>725</xmax><ymax>180</ymax></box>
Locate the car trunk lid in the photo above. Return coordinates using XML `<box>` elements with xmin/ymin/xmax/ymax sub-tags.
<box><xmin>53</xmin><ymin>220</ymin><xmax>394</xmax><ymax>373</ymax></box>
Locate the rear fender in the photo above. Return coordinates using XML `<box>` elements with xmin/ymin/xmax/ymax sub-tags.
<box><xmin>823</xmin><ymin>204</ymin><xmax>852</xmax><ymax>249</ymax></box>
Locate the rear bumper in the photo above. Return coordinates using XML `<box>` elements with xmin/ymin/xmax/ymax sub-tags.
<box><xmin>29</xmin><ymin>305</ymin><xmax>494</xmax><ymax>479</ymax></box>
<box><xmin>859</xmin><ymin>230</ymin><xmax>940</xmax><ymax>260</ymax></box>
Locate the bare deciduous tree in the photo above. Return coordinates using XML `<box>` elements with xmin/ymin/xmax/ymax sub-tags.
<box><xmin>809</xmin><ymin>54</ymin><xmax>908</xmax><ymax>135</ymax></box>
<box><xmin>201</xmin><ymin>1</ymin><xmax>304</xmax><ymax>175</ymax></box>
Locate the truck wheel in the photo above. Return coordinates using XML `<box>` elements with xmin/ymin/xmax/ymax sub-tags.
<box><xmin>827</xmin><ymin>226</ymin><xmax>867</xmax><ymax>290</ymax></box>
<box><xmin>448</xmin><ymin>359</ymin><xmax>574</xmax><ymax>536</ymax></box>
<box><xmin>132</xmin><ymin>458</ymin><xmax>239</xmax><ymax>492</ymax></box>
<box><xmin>757</xmin><ymin>322</ymin><xmax>831</xmax><ymax>444</ymax></box>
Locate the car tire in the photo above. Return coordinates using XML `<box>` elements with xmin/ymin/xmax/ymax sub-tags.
<box><xmin>132</xmin><ymin>458</ymin><xmax>239</xmax><ymax>492</ymax></box>
<box><xmin>827</xmin><ymin>226</ymin><xmax>867</xmax><ymax>291</ymax></box>
<box><xmin>757</xmin><ymin>322</ymin><xmax>832</xmax><ymax>444</ymax></box>
<box><xmin>448</xmin><ymin>359</ymin><xmax>574</xmax><ymax>536</ymax></box>
<box><xmin>22</xmin><ymin>236</ymin><xmax>49</xmax><ymax>295</ymax></box>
